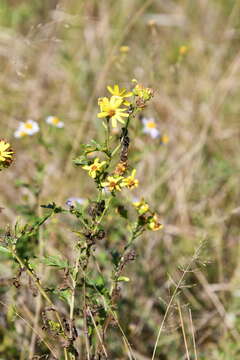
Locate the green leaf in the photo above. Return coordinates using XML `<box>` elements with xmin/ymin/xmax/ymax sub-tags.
<box><xmin>117</xmin><ymin>276</ymin><xmax>130</xmax><ymax>282</ymax></box>
<box><xmin>41</xmin><ymin>255</ymin><xmax>68</xmax><ymax>269</ymax></box>
<box><xmin>54</xmin><ymin>289</ymin><xmax>72</xmax><ymax>305</ymax></box>
<box><xmin>0</xmin><ymin>246</ymin><xmax>11</xmax><ymax>255</ymax></box>
<box><xmin>73</xmin><ymin>156</ymin><xmax>88</xmax><ymax>166</ymax></box>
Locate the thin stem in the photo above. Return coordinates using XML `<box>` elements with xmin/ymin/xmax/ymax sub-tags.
<box><xmin>12</xmin><ymin>250</ymin><xmax>68</xmax><ymax>356</ymax></box>
<box><xmin>189</xmin><ymin>308</ymin><xmax>198</xmax><ymax>360</ymax></box>
<box><xmin>151</xmin><ymin>243</ymin><xmax>203</xmax><ymax>360</ymax></box>
<box><xmin>106</xmin><ymin>118</ymin><xmax>110</xmax><ymax>151</ymax></box>
<box><xmin>69</xmin><ymin>251</ymin><xmax>82</xmax><ymax>339</ymax></box>
<box><xmin>0</xmin><ymin>300</ymin><xmax>57</xmax><ymax>358</ymax></box>
<box><xmin>83</xmin><ymin>282</ymin><xmax>91</xmax><ymax>360</ymax></box>
<box><xmin>29</xmin><ymin>194</ymin><xmax>45</xmax><ymax>359</ymax></box>
<box><xmin>93</xmin><ymin>196</ymin><xmax>113</xmax><ymax>234</ymax></box>
<box><xmin>88</xmin><ymin>307</ymin><xmax>108</xmax><ymax>358</ymax></box>
<box><xmin>177</xmin><ymin>301</ymin><xmax>190</xmax><ymax>360</ymax></box>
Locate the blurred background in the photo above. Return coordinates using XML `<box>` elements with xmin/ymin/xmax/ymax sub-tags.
<box><xmin>1</xmin><ymin>0</ymin><xmax>240</xmax><ymax>359</ymax></box>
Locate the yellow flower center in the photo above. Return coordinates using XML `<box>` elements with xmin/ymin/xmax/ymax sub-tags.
<box><xmin>146</xmin><ymin>121</ymin><xmax>156</xmax><ymax>129</ymax></box>
<box><xmin>25</xmin><ymin>123</ymin><xmax>33</xmax><ymax>129</ymax></box>
<box><xmin>52</xmin><ymin>117</ymin><xmax>60</xmax><ymax>124</ymax></box>
<box><xmin>91</xmin><ymin>165</ymin><xmax>98</xmax><ymax>171</ymax></box>
<box><xmin>108</xmin><ymin>109</ymin><xmax>116</xmax><ymax>117</ymax></box>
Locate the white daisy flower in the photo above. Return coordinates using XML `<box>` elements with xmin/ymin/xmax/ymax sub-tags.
<box><xmin>142</xmin><ymin>117</ymin><xmax>160</xmax><ymax>139</ymax></box>
<box><xmin>46</xmin><ymin>116</ymin><xmax>64</xmax><ymax>128</ymax></box>
<box><xmin>14</xmin><ymin>120</ymin><xmax>40</xmax><ymax>138</ymax></box>
<box><xmin>14</xmin><ymin>129</ymin><xmax>28</xmax><ymax>138</ymax></box>
<box><xmin>66</xmin><ymin>197</ymin><xmax>86</xmax><ymax>207</ymax></box>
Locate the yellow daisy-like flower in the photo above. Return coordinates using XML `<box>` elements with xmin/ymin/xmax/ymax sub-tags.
<box><xmin>122</xmin><ymin>169</ymin><xmax>139</xmax><ymax>189</ymax></box>
<box><xmin>82</xmin><ymin>158</ymin><xmax>106</xmax><ymax>178</ymax></box>
<box><xmin>133</xmin><ymin>198</ymin><xmax>149</xmax><ymax>215</ymax></box>
<box><xmin>97</xmin><ymin>96</ymin><xmax>129</xmax><ymax>128</ymax></box>
<box><xmin>0</xmin><ymin>140</ymin><xmax>13</xmax><ymax>169</ymax></box>
<box><xmin>107</xmin><ymin>85</ymin><xmax>132</xmax><ymax>106</ymax></box>
<box><xmin>102</xmin><ymin>175</ymin><xmax>123</xmax><ymax>192</ymax></box>
<box><xmin>148</xmin><ymin>214</ymin><xmax>163</xmax><ymax>231</ymax></box>
<box><xmin>179</xmin><ymin>45</ymin><xmax>188</xmax><ymax>56</ymax></box>
<box><xmin>160</xmin><ymin>134</ymin><xmax>169</xmax><ymax>144</ymax></box>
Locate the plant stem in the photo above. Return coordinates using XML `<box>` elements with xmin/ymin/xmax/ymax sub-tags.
<box><xmin>83</xmin><ymin>282</ymin><xmax>91</xmax><ymax>360</ymax></box>
<box><xmin>12</xmin><ymin>250</ymin><xmax>69</xmax><ymax>359</ymax></box>
<box><xmin>29</xmin><ymin>190</ymin><xmax>45</xmax><ymax>359</ymax></box>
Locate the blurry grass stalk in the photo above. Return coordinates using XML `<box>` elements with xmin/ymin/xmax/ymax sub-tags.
<box><xmin>151</xmin><ymin>242</ymin><xmax>204</xmax><ymax>360</ymax></box>
<box><xmin>189</xmin><ymin>308</ymin><xmax>198</xmax><ymax>360</ymax></box>
<box><xmin>177</xmin><ymin>301</ymin><xmax>190</xmax><ymax>360</ymax></box>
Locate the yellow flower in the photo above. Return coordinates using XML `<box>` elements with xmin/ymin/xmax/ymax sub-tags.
<box><xmin>0</xmin><ymin>140</ymin><xmax>13</xmax><ymax>169</ymax></box>
<box><xmin>148</xmin><ymin>214</ymin><xmax>163</xmax><ymax>231</ymax></box>
<box><xmin>107</xmin><ymin>85</ymin><xmax>132</xmax><ymax>106</ymax></box>
<box><xmin>97</xmin><ymin>96</ymin><xmax>129</xmax><ymax>128</ymax></box>
<box><xmin>161</xmin><ymin>134</ymin><xmax>169</xmax><ymax>144</ymax></box>
<box><xmin>119</xmin><ymin>46</ymin><xmax>130</xmax><ymax>53</ymax></box>
<box><xmin>82</xmin><ymin>158</ymin><xmax>106</xmax><ymax>178</ymax></box>
<box><xmin>102</xmin><ymin>175</ymin><xmax>123</xmax><ymax>192</ymax></box>
<box><xmin>179</xmin><ymin>45</ymin><xmax>188</xmax><ymax>56</ymax></box>
<box><xmin>122</xmin><ymin>169</ymin><xmax>139</xmax><ymax>189</ymax></box>
<box><xmin>133</xmin><ymin>199</ymin><xmax>149</xmax><ymax>215</ymax></box>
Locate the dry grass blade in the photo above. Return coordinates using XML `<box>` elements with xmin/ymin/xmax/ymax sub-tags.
<box><xmin>189</xmin><ymin>308</ymin><xmax>198</xmax><ymax>360</ymax></box>
<box><xmin>177</xmin><ymin>301</ymin><xmax>190</xmax><ymax>360</ymax></box>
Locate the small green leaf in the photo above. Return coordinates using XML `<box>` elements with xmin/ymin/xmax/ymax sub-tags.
<box><xmin>0</xmin><ymin>246</ymin><xmax>11</xmax><ymax>255</ymax></box>
<box><xmin>73</xmin><ymin>156</ymin><xmax>88</xmax><ymax>166</ymax></box>
<box><xmin>41</xmin><ymin>255</ymin><xmax>68</xmax><ymax>269</ymax></box>
<box><xmin>117</xmin><ymin>276</ymin><xmax>130</xmax><ymax>282</ymax></box>
<box><xmin>54</xmin><ymin>289</ymin><xmax>72</xmax><ymax>305</ymax></box>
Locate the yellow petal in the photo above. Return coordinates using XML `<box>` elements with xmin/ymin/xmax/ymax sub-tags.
<box><xmin>107</xmin><ymin>86</ymin><xmax>114</xmax><ymax>95</ymax></box>
<box><xmin>98</xmin><ymin>112</ymin><xmax>108</xmax><ymax>118</ymax></box>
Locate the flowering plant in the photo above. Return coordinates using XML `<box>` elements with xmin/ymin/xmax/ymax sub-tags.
<box><xmin>1</xmin><ymin>81</ymin><xmax>163</xmax><ymax>359</ymax></box>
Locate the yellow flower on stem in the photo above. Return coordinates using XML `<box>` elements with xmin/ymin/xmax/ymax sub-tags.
<box><xmin>122</xmin><ymin>169</ymin><xmax>139</xmax><ymax>189</ymax></box>
<box><xmin>82</xmin><ymin>158</ymin><xmax>106</xmax><ymax>178</ymax></box>
<box><xmin>133</xmin><ymin>199</ymin><xmax>149</xmax><ymax>215</ymax></box>
<box><xmin>107</xmin><ymin>85</ymin><xmax>132</xmax><ymax>105</ymax></box>
<box><xmin>97</xmin><ymin>96</ymin><xmax>129</xmax><ymax>128</ymax></box>
<box><xmin>148</xmin><ymin>214</ymin><xmax>163</xmax><ymax>231</ymax></box>
<box><xmin>102</xmin><ymin>175</ymin><xmax>123</xmax><ymax>192</ymax></box>
<box><xmin>0</xmin><ymin>140</ymin><xmax>13</xmax><ymax>169</ymax></box>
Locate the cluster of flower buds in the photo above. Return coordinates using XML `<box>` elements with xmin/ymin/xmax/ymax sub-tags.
<box><xmin>133</xmin><ymin>198</ymin><xmax>163</xmax><ymax>231</ymax></box>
